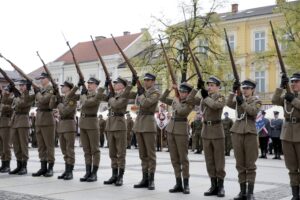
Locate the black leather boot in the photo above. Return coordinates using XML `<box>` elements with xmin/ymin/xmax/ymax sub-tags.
<box><xmin>44</xmin><ymin>163</ymin><xmax>54</xmax><ymax>177</ymax></box>
<box><xmin>247</xmin><ymin>183</ymin><xmax>255</xmax><ymax>200</ymax></box>
<box><xmin>86</xmin><ymin>165</ymin><xmax>98</xmax><ymax>182</ymax></box>
<box><xmin>18</xmin><ymin>161</ymin><xmax>27</xmax><ymax>175</ymax></box>
<box><xmin>32</xmin><ymin>161</ymin><xmax>47</xmax><ymax>177</ymax></box>
<box><xmin>80</xmin><ymin>165</ymin><xmax>91</xmax><ymax>182</ymax></box>
<box><xmin>204</xmin><ymin>177</ymin><xmax>218</xmax><ymax>196</ymax></box>
<box><xmin>291</xmin><ymin>186</ymin><xmax>300</xmax><ymax>200</ymax></box>
<box><xmin>148</xmin><ymin>172</ymin><xmax>155</xmax><ymax>190</ymax></box>
<box><xmin>64</xmin><ymin>164</ymin><xmax>74</xmax><ymax>180</ymax></box>
<box><xmin>234</xmin><ymin>182</ymin><xmax>247</xmax><ymax>200</ymax></box>
<box><xmin>183</xmin><ymin>178</ymin><xmax>190</xmax><ymax>194</ymax></box>
<box><xmin>1</xmin><ymin>160</ymin><xmax>10</xmax><ymax>173</ymax></box>
<box><xmin>169</xmin><ymin>177</ymin><xmax>183</xmax><ymax>193</ymax></box>
<box><xmin>58</xmin><ymin>163</ymin><xmax>67</xmax><ymax>179</ymax></box>
<box><xmin>217</xmin><ymin>178</ymin><xmax>225</xmax><ymax>197</ymax></box>
<box><xmin>134</xmin><ymin>171</ymin><xmax>149</xmax><ymax>188</ymax></box>
<box><xmin>115</xmin><ymin>168</ymin><xmax>124</xmax><ymax>186</ymax></box>
<box><xmin>104</xmin><ymin>168</ymin><xmax>118</xmax><ymax>185</ymax></box>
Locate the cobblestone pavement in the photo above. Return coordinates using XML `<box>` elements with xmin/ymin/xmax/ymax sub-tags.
<box><xmin>0</xmin><ymin>141</ymin><xmax>293</xmax><ymax>200</ymax></box>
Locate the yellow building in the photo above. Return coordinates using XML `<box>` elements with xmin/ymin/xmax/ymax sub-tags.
<box><xmin>218</xmin><ymin>3</ymin><xmax>286</xmax><ymax>105</ymax></box>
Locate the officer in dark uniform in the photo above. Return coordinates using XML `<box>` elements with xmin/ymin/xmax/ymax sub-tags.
<box><xmin>222</xmin><ymin>112</ymin><xmax>233</xmax><ymax>156</ymax></box>
<box><xmin>191</xmin><ymin>114</ymin><xmax>203</xmax><ymax>154</ymax></box>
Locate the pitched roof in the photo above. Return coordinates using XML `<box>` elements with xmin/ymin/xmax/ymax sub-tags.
<box><xmin>55</xmin><ymin>32</ymin><xmax>143</xmax><ymax>65</ymax></box>
<box><xmin>27</xmin><ymin>66</ymin><xmax>45</xmax><ymax>79</ymax></box>
<box><xmin>0</xmin><ymin>70</ymin><xmax>21</xmax><ymax>81</ymax></box>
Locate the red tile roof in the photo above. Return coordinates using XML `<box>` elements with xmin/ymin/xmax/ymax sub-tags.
<box><xmin>55</xmin><ymin>32</ymin><xmax>143</xmax><ymax>65</ymax></box>
<box><xmin>27</xmin><ymin>66</ymin><xmax>45</xmax><ymax>79</ymax></box>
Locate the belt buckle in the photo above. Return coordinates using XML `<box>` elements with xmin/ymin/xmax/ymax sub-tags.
<box><xmin>292</xmin><ymin>117</ymin><xmax>297</xmax><ymax>124</ymax></box>
<box><xmin>81</xmin><ymin>113</ymin><xmax>86</xmax><ymax>118</ymax></box>
<box><xmin>207</xmin><ymin>121</ymin><xmax>212</xmax><ymax>126</ymax></box>
<box><xmin>111</xmin><ymin>112</ymin><xmax>115</xmax><ymax>117</ymax></box>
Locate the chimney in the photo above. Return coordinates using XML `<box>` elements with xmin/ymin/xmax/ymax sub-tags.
<box><xmin>95</xmin><ymin>36</ymin><xmax>106</xmax><ymax>40</ymax></box>
<box><xmin>123</xmin><ymin>31</ymin><xmax>130</xmax><ymax>36</ymax></box>
<box><xmin>231</xmin><ymin>4</ymin><xmax>239</xmax><ymax>13</ymax></box>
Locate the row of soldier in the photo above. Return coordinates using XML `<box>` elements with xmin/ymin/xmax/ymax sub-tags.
<box><xmin>0</xmin><ymin>71</ymin><xmax>299</xmax><ymax>200</ymax></box>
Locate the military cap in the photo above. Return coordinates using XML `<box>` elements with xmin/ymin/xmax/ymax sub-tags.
<box><xmin>241</xmin><ymin>79</ymin><xmax>256</xmax><ymax>89</ymax></box>
<box><xmin>143</xmin><ymin>73</ymin><xmax>156</xmax><ymax>81</ymax></box>
<box><xmin>87</xmin><ymin>77</ymin><xmax>100</xmax><ymax>85</ymax></box>
<box><xmin>262</xmin><ymin>110</ymin><xmax>266</xmax><ymax>115</ymax></box>
<box><xmin>35</xmin><ymin>72</ymin><xmax>49</xmax><ymax>80</ymax></box>
<box><xmin>179</xmin><ymin>82</ymin><xmax>193</xmax><ymax>93</ymax></box>
<box><xmin>224</xmin><ymin>112</ymin><xmax>229</xmax><ymax>115</ymax></box>
<box><xmin>113</xmin><ymin>77</ymin><xmax>127</xmax><ymax>86</ymax></box>
<box><xmin>290</xmin><ymin>72</ymin><xmax>300</xmax><ymax>81</ymax></box>
<box><xmin>60</xmin><ymin>81</ymin><xmax>74</xmax><ymax>89</ymax></box>
<box><xmin>17</xmin><ymin>79</ymin><xmax>30</xmax><ymax>85</ymax></box>
<box><xmin>206</xmin><ymin>76</ymin><xmax>221</xmax><ymax>86</ymax></box>
<box><xmin>274</xmin><ymin>111</ymin><xmax>279</xmax><ymax>115</ymax></box>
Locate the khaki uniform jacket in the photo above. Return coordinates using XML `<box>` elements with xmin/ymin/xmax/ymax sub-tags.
<box><xmin>10</xmin><ymin>91</ymin><xmax>35</xmax><ymax>128</ymax></box>
<box><xmin>57</xmin><ymin>87</ymin><xmax>79</xmax><ymax>133</ymax></box>
<box><xmin>272</xmin><ymin>88</ymin><xmax>300</xmax><ymax>142</ymax></box>
<box><xmin>126</xmin><ymin>117</ymin><xmax>134</xmax><ymax>133</ymax></box>
<box><xmin>160</xmin><ymin>89</ymin><xmax>196</xmax><ymax>135</ymax></box>
<box><xmin>79</xmin><ymin>87</ymin><xmax>104</xmax><ymax>130</ymax></box>
<box><xmin>131</xmin><ymin>86</ymin><xmax>160</xmax><ymax>133</ymax></box>
<box><xmin>101</xmin><ymin>85</ymin><xmax>132</xmax><ymax>132</ymax></box>
<box><xmin>199</xmin><ymin>92</ymin><xmax>225</xmax><ymax>139</ymax></box>
<box><xmin>0</xmin><ymin>93</ymin><xmax>13</xmax><ymax>128</ymax></box>
<box><xmin>35</xmin><ymin>84</ymin><xmax>55</xmax><ymax>126</ymax></box>
<box><xmin>227</xmin><ymin>93</ymin><xmax>261</xmax><ymax>135</ymax></box>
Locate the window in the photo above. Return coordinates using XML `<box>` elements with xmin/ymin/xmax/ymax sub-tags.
<box><xmin>280</xmin><ymin>33</ymin><xmax>292</xmax><ymax>51</ymax></box>
<box><xmin>255</xmin><ymin>71</ymin><xmax>265</xmax><ymax>93</ymax></box>
<box><xmin>66</xmin><ymin>76</ymin><xmax>72</xmax><ymax>82</ymax></box>
<box><xmin>254</xmin><ymin>31</ymin><xmax>265</xmax><ymax>52</ymax></box>
<box><xmin>198</xmin><ymin>39</ymin><xmax>208</xmax><ymax>54</ymax></box>
<box><xmin>226</xmin><ymin>35</ymin><xmax>235</xmax><ymax>52</ymax></box>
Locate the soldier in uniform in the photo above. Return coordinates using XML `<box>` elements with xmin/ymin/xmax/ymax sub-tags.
<box><xmin>191</xmin><ymin>114</ymin><xmax>203</xmax><ymax>154</ymax></box>
<box><xmin>0</xmin><ymin>85</ymin><xmax>13</xmax><ymax>173</ymax></box>
<box><xmin>9</xmin><ymin>80</ymin><xmax>35</xmax><ymax>175</ymax></box>
<box><xmin>227</xmin><ymin>79</ymin><xmax>261</xmax><ymax>200</ymax></box>
<box><xmin>272</xmin><ymin>72</ymin><xmax>300</xmax><ymax>199</ymax></box>
<box><xmin>98</xmin><ymin>115</ymin><xmax>106</xmax><ymax>148</ymax></box>
<box><xmin>78</xmin><ymin>77</ymin><xmax>103</xmax><ymax>182</ymax></box>
<box><xmin>160</xmin><ymin>82</ymin><xmax>196</xmax><ymax>194</ymax></box>
<box><xmin>102</xmin><ymin>77</ymin><xmax>132</xmax><ymax>186</ymax></box>
<box><xmin>258</xmin><ymin>111</ymin><xmax>271</xmax><ymax>159</ymax></box>
<box><xmin>32</xmin><ymin>72</ymin><xmax>56</xmax><ymax>177</ymax></box>
<box><xmin>196</xmin><ymin>76</ymin><xmax>226</xmax><ymax>197</ymax></box>
<box><xmin>131</xmin><ymin>73</ymin><xmax>160</xmax><ymax>190</ymax></box>
<box><xmin>56</xmin><ymin>81</ymin><xmax>79</xmax><ymax>180</ymax></box>
<box><xmin>269</xmin><ymin>111</ymin><xmax>283</xmax><ymax>160</ymax></box>
<box><xmin>222</xmin><ymin>112</ymin><xmax>233</xmax><ymax>156</ymax></box>
<box><xmin>126</xmin><ymin>113</ymin><xmax>134</xmax><ymax>149</ymax></box>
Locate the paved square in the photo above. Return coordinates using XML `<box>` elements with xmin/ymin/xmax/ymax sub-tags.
<box><xmin>0</xmin><ymin>139</ymin><xmax>292</xmax><ymax>200</ymax></box>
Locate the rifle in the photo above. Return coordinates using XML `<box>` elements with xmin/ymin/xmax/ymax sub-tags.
<box><xmin>36</xmin><ymin>51</ymin><xmax>60</xmax><ymax>95</ymax></box>
<box><xmin>224</xmin><ymin>28</ymin><xmax>241</xmax><ymax>96</ymax></box>
<box><xmin>186</xmin><ymin>43</ymin><xmax>205</xmax><ymax>89</ymax></box>
<box><xmin>90</xmin><ymin>35</ymin><xmax>115</xmax><ymax>95</ymax></box>
<box><xmin>61</xmin><ymin>33</ymin><xmax>87</xmax><ymax>91</ymax></box>
<box><xmin>0</xmin><ymin>53</ymin><xmax>39</xmax><ymax>89</ymax></box>
<box><xmin>269</xmin><ymin>21</ymin><xmax>291</xmax><ymax>93</ymax></box>
<box><xmin>0</xmin><ymin>67</ymin><xmax>21</xmax><ymax>96</ymax></box>
<box><xmin>111</xmin><ymin>34</ymin><xmax>143</xmax><ymax>90</ymax></box>
<box><xmin>158</xmin><ymin>35</ymin><xmax>180</xmax><ymax>99</ymax></box>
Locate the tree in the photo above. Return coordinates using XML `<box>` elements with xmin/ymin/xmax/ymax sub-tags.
<box><xmin>134</xmin><ymin>0</ymin><xmax>230</xmax><ymax>89</ymax></box>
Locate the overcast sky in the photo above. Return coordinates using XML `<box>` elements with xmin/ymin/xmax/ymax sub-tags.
<box><xmin>0</xmin><ymin>0</ymin><xmax>277</xmax><ymax>74</ymax></box>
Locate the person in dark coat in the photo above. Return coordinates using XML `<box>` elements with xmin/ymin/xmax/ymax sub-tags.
<box><xmin>270</xmin><ymin>111</ymin><xmax>283</xmax><ymax>159</ymax></box>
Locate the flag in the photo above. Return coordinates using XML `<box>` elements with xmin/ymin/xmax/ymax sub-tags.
<box><xmin>256</xmin><ymin>111</ymin><xmax>268</xmax><ymax>133</ymax></box>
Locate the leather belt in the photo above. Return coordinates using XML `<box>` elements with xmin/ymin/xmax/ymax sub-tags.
<box><xmin>60</xmin><ymin>117</ymin><xmax>75</xmax><ymax>120</ymax></box>
<box><xmin>0</xmin><ymin>114</ymin><xmax>11</xmax><ymax>118</ymax></box>
<box><xmin>139</xmin><ymin>111</ymin><xmax>154</xmax><ymax>115</ymax></box>
<box><xmin>37</xmin><ymin>109</ymin><xmax>53</xmax><ymax>112</ymax></box>
<box><xmin>81</xmin><ymin>113</ymin><xmax>97</xmax><ymax>118</ymax></box>
<box><xmin>204</xmin><ymin>120</ymin><xmax>221</xmax><ymax>126</ymax></box>
<box><xmin>108</xmin><ymin>112</ymin><xmax>124</xmax><ymax>117</ymax></box>
<box><xmin>286</xmin><ymin>117</ymin><xmax>300</xmax><ymax>124</ymax></box>
<box><xmin>172</xmin><ymin>117</ymin><xmax>187</xmax><ymax>122</ymax></box>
